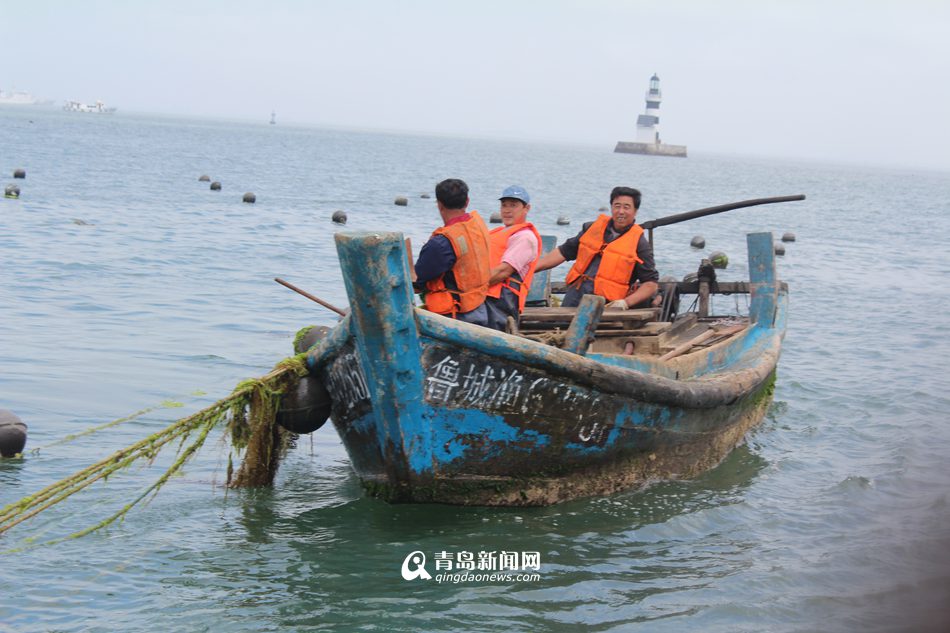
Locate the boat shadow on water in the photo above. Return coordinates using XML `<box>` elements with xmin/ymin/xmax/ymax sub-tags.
<box><xmin>246</xmin><ymin>443</ymin><xmax>770</xmax><ymax>545</ymax></box>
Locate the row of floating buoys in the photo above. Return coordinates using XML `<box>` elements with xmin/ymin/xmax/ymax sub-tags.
<box><xmin>486</xmin><ymin>212</ymin><xmax>572</xmax><ymax>225</ymax></box>
<box><xmin>197</xmin><ymin>174</ymin><xmax>350</xmax><ymax>219</ymax></box>
<box><xmin>484</xmin><ymin>213</ymin><xmax>575</xmax><ymax>226</ymax></box>
<box><xmin>690</xmin><ymin>232</ymin><xmax>797</xmax><ymax>258</ymax></box>
<box><xmin>0</xmin><ymin>409</ymin><xmax>27</xmax><ymax>458</ymax></box>
<box><xmin>198</xmin><ymin>174</ymin><xmax>258</xmax><ymax>203</ymax></box>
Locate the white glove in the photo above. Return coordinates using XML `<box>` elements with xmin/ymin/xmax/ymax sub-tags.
<box><xmin>606</xmin><ymin>299</ymin><xmax>629</xmax><ymax>310</ymax></box>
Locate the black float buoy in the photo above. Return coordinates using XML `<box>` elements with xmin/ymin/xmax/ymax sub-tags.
<box><xmin>420</xmin><ymin>193</ymin><xmax>431</xmax><ymax>199</ymax></box>
<box><xmin>556</xmin><ymin>216</ymin><xmax>570</xmax><ymax>225</ymax></box>
<box><xmin>690</xmin><ymin>236</ymin><xmax>705</xmax><ymax>249</ymax></box>
<box><xmin>4</xmin><ymin>184</ymin><xmax>20</xmax><ymax>199</ymax></box>
<box><xmin>332</xmin><ymin>210</ymin><xmax>347</xmax><ymax>224</ymax></box>
<box><xmin>774</xmin><ymin>243</ymin><xmax>786</xmax><ymax>256</ymax></box>
<box><xmin>13</xmin><ymin>168</ymin><xmax>26</xmax><ymax>179</ymax></box>
<box><xmin>210</xmin><ymin>181</ymin><xmax>222</xmax><ymax>191</ymax></box>
<box><xmin>394</xmin><ymin>196</ymin><xmax>408</xmax><ymax>207</ymax></box>
<box><xmin>490</xmin><ymin>212</ymin><xmax>502</xmax><ymax>224</ymax></box>
<box><xmin>276</xmin><ymin>376</ymin><xmax>331</xmax><ymax>434</ymax></box>
<box><xmin>598</xmin><ymin>206</ymin><xmax>608</xmax><ymax>212</ymax></box>
<box><xmin>278</xmin><ymin>326</ymin><xmax>332</xmax><ymax>434</ymax></box>
<box><xmin>710</xmin><ymin>251</ymin><xmax>729</xmax><ymax>269</ymax></box>
<box><xmin>198</xmin><ymin>174</ymin><xmax>211</xmax><ymax>182</ymax></box>
<box><xmin>293</xmin><ymin>325</ymin><xmax>332</xmax><ymax>355</ymax></box>
<box><xmin>0</xmin><ymin>409</ymin><xmax>27</xmax><ymax>457</ymax></box>
<box><xmin>782</xmin><ymin>232</ymin><xmax>796</xmax><ymax>242</ymax></box>
<box><xmin>243</xmin><ymin>192</ymin><xmax>256</xmax><ymax>203</ymax></box>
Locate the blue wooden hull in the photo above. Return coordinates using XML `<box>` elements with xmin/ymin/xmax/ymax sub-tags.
<box><xmin>306</xmin><ymin>232</ymin><xmax>785</xmax><ymax>505</ymax></box>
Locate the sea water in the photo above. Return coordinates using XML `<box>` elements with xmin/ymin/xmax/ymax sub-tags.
<box><xmin>2</xmin><ymin>106</ymin><xmax>950</xmax><ymax>632</ymax></box>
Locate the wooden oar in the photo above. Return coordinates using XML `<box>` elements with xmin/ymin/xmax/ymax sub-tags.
<box><xmin>274</xmin><ymin>278</ymin><xmax>347</xmax><ymax>316</ymax></box>
<box><xmin>405</xmin><ymin>238</ymin><xmax>417</xmax><ymax>283</ymax></box>
<box><xmin>659</xmin><ymin>324</ymin><xmax>746</xmax><ymax>361</ymax></box>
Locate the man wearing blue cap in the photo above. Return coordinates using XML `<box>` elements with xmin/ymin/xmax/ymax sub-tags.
<box><xmin>485</xmin><ymin>185</ymin><xmax>542</xmax><ymax>331</ymax></box>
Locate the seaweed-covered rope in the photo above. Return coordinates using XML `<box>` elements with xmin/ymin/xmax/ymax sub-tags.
<box><xmin>29</xmin><ymin>393</ymin><xmax>205</xmax><ymax>454</ymax></box>
<box><xmin>0</xmin><ymin>354</ymin><xmax>310</xmax><ymax>541</ymax></box>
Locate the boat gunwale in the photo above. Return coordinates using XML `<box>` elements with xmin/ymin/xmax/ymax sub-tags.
<box><xmin>308</xmin><ymin>290</ymin><xmax>785</xmax><ymax>412</ymax></box>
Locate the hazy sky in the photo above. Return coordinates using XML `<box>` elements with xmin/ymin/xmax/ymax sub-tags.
<box><xmin>4</xmin><ymin>0</ymin><xmax>949</xmax><ymax>170</ymax></box>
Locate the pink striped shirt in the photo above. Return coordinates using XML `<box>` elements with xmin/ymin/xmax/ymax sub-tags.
<box><xmin>501</xmin><ymin>229</ymin><xmax>539</xmax><ymax>280</ymax></box>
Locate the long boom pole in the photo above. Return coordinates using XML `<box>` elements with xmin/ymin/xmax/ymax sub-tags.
<box><xmin>640</xmin><ymin>194</ymin><xmax>806</xmax><ymax>246</ymax></box>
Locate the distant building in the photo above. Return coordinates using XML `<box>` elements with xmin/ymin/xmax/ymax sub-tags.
<box><xmin>615</xmin><ymin>74</ymin><xmax>686</xmax><ymax>158</ymax></box>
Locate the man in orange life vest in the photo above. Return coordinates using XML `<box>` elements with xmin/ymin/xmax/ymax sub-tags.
<box><xmin>485</xmin><ymin>185</ymin><xmax>542</xmax><ymax>331</ymax></box>
<box><xmin>534</xmin><ymin>186</ymin><xmax>659</xmax><ymax>309</ymax></box>
<box><xmin>413</xmin><ymin>178</ymin><xmax>492</xmax><ymax>327</ymax></box>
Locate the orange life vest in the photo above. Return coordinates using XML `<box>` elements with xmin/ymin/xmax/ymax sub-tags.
<box><xmin>423</xmin><ymin>211</ymin><xmax>491</xmax><ymax>316</ymax></box>
<box><xmin>486</xmin><ymin>222</ymin><xmax>542</xmax><ymax>313</ymax></box>
<box><xmin>564</xmin><ymin>215</ymin><xmax>644</xmax><ymax>301</ymax></box>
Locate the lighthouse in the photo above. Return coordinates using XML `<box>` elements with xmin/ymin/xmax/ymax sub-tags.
<box><xmin>635</xmin><ymin>74</ymin><xmax>662</xmax><ymax>143</ymax></box>
<box><xmin>614</xmin><ymin>74</ymin><xmax>687</xmax><ymax>157</ymax></box>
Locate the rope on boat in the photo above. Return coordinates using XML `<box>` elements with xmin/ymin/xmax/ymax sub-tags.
<box><xmin>0</xmin><ymin>355</ymin><xmax>310</xmax><ymax>542</ymax></box>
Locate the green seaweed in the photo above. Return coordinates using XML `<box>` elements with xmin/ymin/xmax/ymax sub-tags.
<box><xmin>0</xmin><ymin>355</ymin><xmax>311</xmax><ymax>544</ymax></box>
<box><xmin>293</xmin><ymin>325</ymin><xmax>317</xmax><ymax>354</ymax></box>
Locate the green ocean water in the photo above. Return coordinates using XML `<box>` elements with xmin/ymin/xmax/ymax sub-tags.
<box><xmin>2</xmin><ymin>106</ymin><xmax>949</xmax><ymax>632</ymax></box>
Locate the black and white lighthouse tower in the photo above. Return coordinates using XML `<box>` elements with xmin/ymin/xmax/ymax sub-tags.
<box><xmin>636</xmin><ymin>74</ymin><xmax>663</xmax><ymax>143</ymax></box>
<box><xmin>614</xmin><ymin>74</ymin><xmax>687</xmax><ymax>157</ymax></box>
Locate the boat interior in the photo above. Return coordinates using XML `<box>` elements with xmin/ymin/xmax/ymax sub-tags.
<box><xmin>517</xmin><ymin>269</ymin><xmax>772</xmax><ymax>361</ymax></box>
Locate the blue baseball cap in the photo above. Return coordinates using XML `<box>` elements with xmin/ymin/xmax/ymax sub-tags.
<box><xmin>499</xmin><ymin>185</ymin><xmax>530</xmax><ymax>204</ymax></box>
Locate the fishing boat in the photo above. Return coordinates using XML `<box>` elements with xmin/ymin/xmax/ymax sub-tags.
<box><xmin>63</xmin><ymin>99</ymin><xmax>116</xmax><ymax>114</ymax></box>
<box><xmin>0</xmin><ymin>88</ymin><xmax>53</xmax><ymax>105</ymax></box>
<box><xmin>286</xmin><ymin>196</ymin><xmax>802</xmax><ymax>506</ymax></box>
